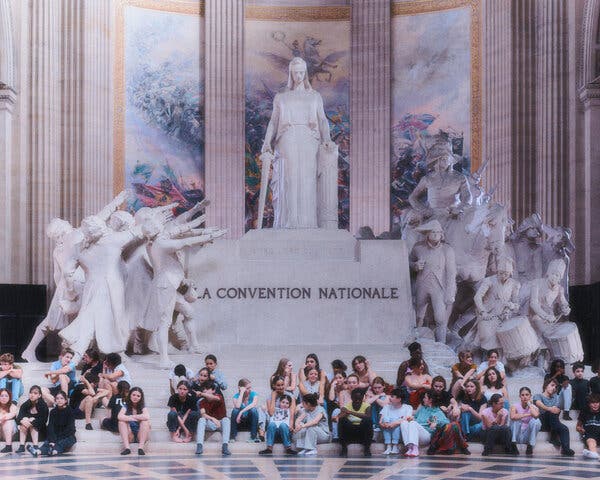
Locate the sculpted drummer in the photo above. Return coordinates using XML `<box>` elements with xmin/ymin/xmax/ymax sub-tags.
<box><xmin>528</xmin><ymin>259</ymin><xmax>571</xmax><ymax>337</ymax></box>
<box><xmin>409</xmin><ymin>219</ymin><xmax>457</xmax><ymax>343</ymax></box>
<box><xmin>472</xmin><ymin>257</ymin><xmax>521</xmax><ymax>350</ymax></box>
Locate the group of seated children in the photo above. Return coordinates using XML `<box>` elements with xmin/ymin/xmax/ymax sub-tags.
<box><xmin>0</xmin><ymin>348</ymin><xmax>149</xmax><ymax>456</ymax></box>
<box><xmin>2</xmin><ymin>343</ymin><xmax>600</xmax><ymax>460</ymax></box>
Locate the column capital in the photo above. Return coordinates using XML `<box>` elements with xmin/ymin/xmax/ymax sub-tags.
<box><xmin>0</xmin><ymin>85</ymin><xmax>17</xmax><ymax>106</ymax></box>
<box><xmin>579</xmin><ymin>82</ymin><xmax>600</xmax><ymax>107</ymax></box>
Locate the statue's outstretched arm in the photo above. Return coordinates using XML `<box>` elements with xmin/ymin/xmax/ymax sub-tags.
<box><xmin>160</xmin><ymin>229</ymin><xmax>226</xmax><ymax>252</ymax></box>
<box><xmin>166</xmin><ymin>214</ymin><xmax>207</xmax><ymax>238</ymax></box>
<box><xmin>173</xmin><ymin>199</ymin><xmax>210</xmax><ymax>225</ymax></box>
<box><xmin>96</xmin><ymin>190</ymin><xmax>129</xmax><ymax>222</ymax></box>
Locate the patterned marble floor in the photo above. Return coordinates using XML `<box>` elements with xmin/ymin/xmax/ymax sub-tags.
<box><xmin>0</xmin><ymin>452</ymin><xmax>599</xmax><ymax>480</ymax></box>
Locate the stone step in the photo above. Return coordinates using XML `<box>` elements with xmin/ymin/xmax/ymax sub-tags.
<box><xmin>63</xmin><ymin>432</ymin><xmax>585</xmax><ymax>456</ymax></box>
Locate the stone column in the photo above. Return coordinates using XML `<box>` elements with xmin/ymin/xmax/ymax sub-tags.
<box><xmin>349</xmin><ymin>0</ymin><xmax>390</xmax><ymax>236</ymax></box>
<box><xmin>0</xmin><ymin>86</ymin><xmax>16</xmax><ymax>283</ymax></box>
<box><xmin>535</xmin><ymin>0</ymin><xmax>570</xmax><ymax>228</ymax></box>
<box><xmin>60</xmin><ymin>0</ymin><xmax>84</xmax><ymax>225</ymax></box>
<box><xmin>0</xmin><ymin>0</ymin><xmax>16</xmax><ymax>282</ymax></box>
<box><xmin>82</xmin><ymin>0</ymin><xmax>113</xmax><ymax>217</ymax></box>
<box><xmin>578</xmin><ymin>83</ymin><xmax>600</xmax><ymax>284</ymax></box>
<box><xmin>480</xmin><ymin>0</ymin><xmax>513</xmax><ymax>209</ymax></box>
<box><xmin>29</xmin><ymin>0</ymin><xmax>62</xmax><ymax>287</ymax></box>
<box><xmin>204</xmin><ymin>0</ymin><xmax>245</xmax><ymax>238</ymax></box>
<box><xmin>510</xmin><ymin>0</ymin><xmax>537</xmax><ymax>224</ymax></box>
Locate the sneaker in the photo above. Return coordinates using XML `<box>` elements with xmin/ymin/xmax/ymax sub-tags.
<box><xmin>510</xmin><ymin>443</ymin><xmax>520</xmax><ymax>455</ymax></box>
<box><xmin>247</xmin><ymin>438</ymin><xmax>260</xmax><ymax>444</ymax></box>
<box><xmin>460</xmin><ymin>447</ymin><xmax>471</xmax><ymax>455</ymax></box>
<box><xmin>561</xmin><ymin>448</ymin><xmax>575</xmax><ymax>457</ymax></box>
<box><xmin>120</xmin><ymin>448</ymin><xmax>131</xmax><ymax>455</ymax></box>
<box><xmin>258</xmin><ymin>448</ymin><xmax>273</xmax><ymax>455</ymax></box>
<box><xmin>562</xmin><ymin>411</ymin><xmax>573</xmax><ymax>421</ymax></box>
<box><xmin>583</xmin><ymin>449</ymin><xmax>599</xmax><ymax>459</ymax></box>
<box><xmin>85</xmin><ymin>423</ymin><xmax>93</xmax><ymax>430</ymax></box>
<box><xmin>297</xmin><ymin>449</ymin><xmax>306</xmax><ymax>455</ymax></box>
<box><xmin>285</xmin><ymin>447</ymin><xmax>298</xmax><ymax>455</ymax></box>
<box><xmin>526</xmin><ymin>445</ymin><xmax>533</xmax><ymax>456</ymax></box>
<box><xmin>259</xmin><ymin>434</ymin><xmax>265</xmax><ymax>442</ymax></box>
<box><xmin>222</xmin><ymin>444</ymin><xmax>231</xmax><ymax>456</ymax></box>
<box><xmin>382</xmin><ymin>447</ymin><xmax>392</xmax><ymax>455</ymax></box>
<box><xmin>195</xmin><ymin>444</ymin><xmax>203</xmax><ymax>455</ymax></box>
<box><xmin>229</xmin><ymin>438</ymin><xmax>236</xmax><ymax>443</ymax></box>
<box><xmin>0</xmin><ymin>445</ymin><xmax>12</xmax><ymax>453</ymax></box>
<box><xmin>390</xmin><ymin>445</ymin><xmax>399</xmax><ymax>455</ymax></box>
<box><xmin>138</xmin><ymin>449</ymin><xmax>145</xmax><ymax>456</ymax></box>
<box><xmin>26</xmin><ymin>445</ymin><xmax>38</xmax><ymax>457</ymax></box>
<box><xmin>305</xmin><ymin>449</ymin><xmax>317</xmax><ymax>456</ymax></box>
<box><xmin>410</xmin><ymin>445</ymin><xmax>420</xmax><ymax>457</ymax></box>
<box><xmin>15</xmin><ymin>445</ymin><xmax>25</xmax><ymax>454</ymax></box>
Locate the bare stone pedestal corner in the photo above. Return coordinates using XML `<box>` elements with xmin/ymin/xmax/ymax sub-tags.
<box><xmin>186</xmin><ymin>228</ymin><xmax>415</xmax><ymax>347</ymax></box>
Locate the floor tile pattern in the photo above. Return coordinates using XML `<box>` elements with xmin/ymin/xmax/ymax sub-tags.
<box><xmin>0</xmin><ymin>453</ymin><xmax>598</xmax><ymax>479</ymax></box>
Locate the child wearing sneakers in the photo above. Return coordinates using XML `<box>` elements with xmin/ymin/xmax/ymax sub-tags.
<box><xmin>577</xmin><ymin>392</ymin><xmax>600</xmax><ymax>459</ymax></box>
<box><xmin>379</xmin><ymin>387</ymin><xmax>413</xmax><ymax>455</ymax></box>
<box><xmin>16</xmin><ymin>385</ymin><xmax>48</xmax><ymax>455</ymax></box>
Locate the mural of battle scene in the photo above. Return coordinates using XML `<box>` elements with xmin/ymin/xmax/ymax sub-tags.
<box><xmin>121</xmin><ymin>4</ymin><xmax>204</xmax><ymax>215</ymax></box>
<box><xmin>245</xmin><ymin>17</ymin><xmax>350</xmax><ymax>231</ymax></box>
<box><xmin>391</xmin><ymin>6</ymin><xmax>472</xmax><ymax>229</ymax></box>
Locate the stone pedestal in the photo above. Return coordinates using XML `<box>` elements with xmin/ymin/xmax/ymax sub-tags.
<box><xmin>187</xmin><ymin>229</ymin><xmax>415</xmax><ymax>346</ymax></box>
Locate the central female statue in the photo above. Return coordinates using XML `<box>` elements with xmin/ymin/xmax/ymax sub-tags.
<box><xmin>261</xmin><ymin>57</ymin><xmax>334</xmax><ymax>229</ymax></box>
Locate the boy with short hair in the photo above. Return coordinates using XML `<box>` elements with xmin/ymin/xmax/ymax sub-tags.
<box><xmin>169</xmin><ymin>364</ymin><xmax>194</xmax><ymax>395</ymax></box>
<box><xmin>205</xmin><ymin>354</ymin><xmax>227</xmax><ymax>392</ymax></box>
<box><xmin>41</xmin><ymin>348</ymin><xmax>76</xmax><ymax>406</ymax></box>
<box><xmin>98</xmin><ymin>353</ymin><xmax>132</xmax><ymax>398</ymax></box>
<box><xmin>570</xmin><ymin>361</ymin><xmax>590</xmax><ymax>412</ymax></box>
<box><xmin>0</xmin><ymin>353</ymin><xmax>24</xmax><ymax>403</ymax></box>
<box><xmin>196</xmin><ymin>381</ymin><xmax>231</xmax><ymax>456</ymax></box>
<box><xmin>577</xmin><ymin>392</ymin><xmax>600</xmax><ymax>459</ymax></box>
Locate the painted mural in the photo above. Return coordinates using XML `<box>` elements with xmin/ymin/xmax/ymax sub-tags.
<box><xmin>391</xmin><ymin>1</ymin><xmax>480</xmax><ymax>229</ymax></box>
<box><xmin>245</xmin><ymin>8</ymin><xmax>351</xmax><ymax>231</ymax></box>
<box><xmin>116</xmin><ymin>1</ymin><xmax>204</xmax><ymax>214</ymax></box>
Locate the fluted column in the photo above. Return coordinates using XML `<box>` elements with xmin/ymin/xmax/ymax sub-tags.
<box><xmin>349</xmin><ymin>0</ymin><xmax>390</xmax><ymax>236</ymax></box>
<box><xmin>535</xmin><ymin>0</ymin><xmax>570</xmax><ymax>227</ymax></box>
<box><xmin>204</xmin><ymin>0</ymin><xmax>245</xmax><ymax>238</ymax></box>
<box><xmin>0</xmin><ymin>87</ymin><xmax>16</xmax><ymax>283</ymax></box>
<box><xmin>29</xmin><ymin>0</ymin><xmax>62</xmax><ymax>287</ymax></box>
<box><xmin>61</xmin><ymin>1</ymin><xmax>84</xmax><ymax>225</ymax></box>
<box><xmin>481</xmin><ymin>0</ymin><xmax>513</xmax><ymax>208</ymax></box>
<box><xmin>0</xmin><ymin>0</ymin><xmax>16</xmax><ymax>282</ymax></box>
<box><xmin>578</xmin><ymin>84</ymin><xmax>600</xmax><ymax>284</ymax></box>
<box><xmin>82</xmin><ymin>0</ymin><xmax>113</xmax><ymax>217</ymax></box>
<box><xmin>510</xmin><ymin>0</ymin><xmax>537</xmax><ymax>224</ymax></box>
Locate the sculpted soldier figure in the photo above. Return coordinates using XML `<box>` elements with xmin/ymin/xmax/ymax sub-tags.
<box><xmin>408</xmin><ymin>139</ymin><xmax>472</xmax><ymax>220</ymax></box>
<box><xmin>409</xmin><ymin>220</ymin><xmax>457</xmax><ymax>343</ymax></box>
<box><xmin>528</xmin><ymin>259</ymin><xmax>571</xmax><ymax>336</ymax></box>
<box><xmin>472</xmin><ymin>257</ymin><xmax>521</xmax><ymax>350</ymax></box>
